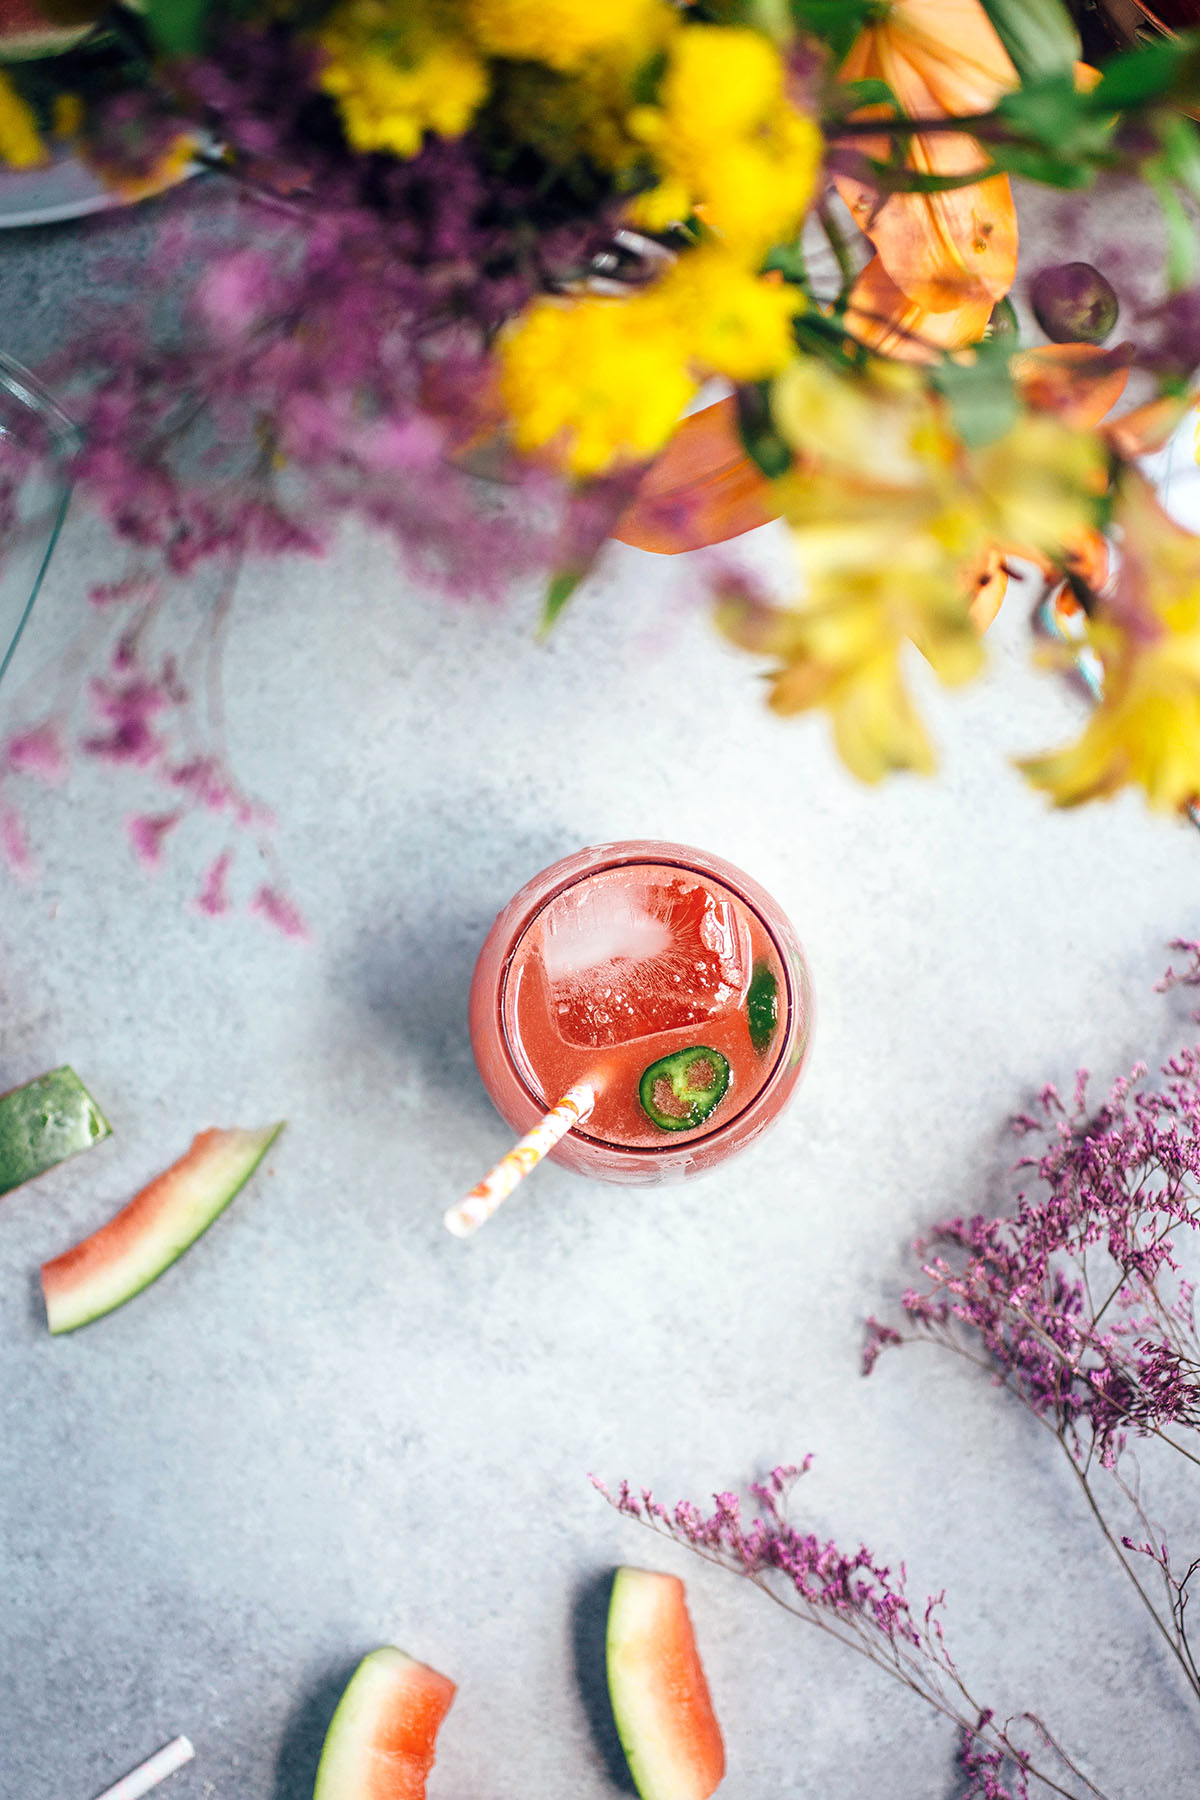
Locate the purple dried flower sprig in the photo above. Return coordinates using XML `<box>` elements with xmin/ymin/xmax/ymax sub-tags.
<box><xmin>594</xmin><ymin>1466</ymin><xmax>1109</xmax><ymax>1800</ymax></box>
<box><xmin>867</xmin><ymin>955</ymin><xmax>1200</xmax><ymax>1710</ymax></box>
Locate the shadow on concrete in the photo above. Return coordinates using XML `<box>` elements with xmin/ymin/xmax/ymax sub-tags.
<box><xmin>272</xmin><ymin>1657</ymin><xmax>360</xmax><ymax>1800</ymax></box>
<box><xmin>335</xmin><ymin>811</ymin><xmax>580</xmax><ymax>1122</ymax></box>
<box><xmin>571</xmin><ymin>1568</ymin><xmax>636</xmax><ymax>1794</ymax></box>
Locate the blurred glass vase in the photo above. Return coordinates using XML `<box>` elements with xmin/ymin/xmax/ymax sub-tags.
<box><xmin>0</xmin><ymin>351</ymin><xmax>78</xmax><ymax>684</ymax></box>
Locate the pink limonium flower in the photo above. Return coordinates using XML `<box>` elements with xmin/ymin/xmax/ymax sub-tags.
<box><xmin>594</xmin><ymin>1466</ymin><xmax>1108</xmax><ymax>1800</ymax></box>
<box><xmin>128</xmin><ymin>809</ymin><xmax>183</xmax><ymax>868</ymax></box>
<box><xmin>866</xmin><ymin>942</ymin><xmax>1200</xmax><ymax>1718</ymax></box>
<box><xmin>194</xmin><ymin>848</ymin><xmax>233</xmax><ymax>917</ymax></box>
<box><xmin>5</xmin><ymin>722</ymin><xmax>67</xmax><ymax>785</ymax></box>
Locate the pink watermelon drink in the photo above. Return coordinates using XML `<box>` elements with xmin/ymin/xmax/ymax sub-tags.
<box><xmin>469</xmin><ymin>842</ymin><xmax>813</xmax><ymax>1185</ymax></box>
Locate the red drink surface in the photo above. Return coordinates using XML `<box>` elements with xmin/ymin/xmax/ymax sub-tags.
<box><xmin>470</xmin><ymin>843</ymin><xmax>813</xmax><ymax>1185</ymax></box>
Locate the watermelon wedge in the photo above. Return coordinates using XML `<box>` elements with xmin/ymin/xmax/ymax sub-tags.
<box><xmin>314</xmin><ymin>1647</ymin><xmax>457</xmax><ymax>1800</ymax></box>
<box><xmin>0</xmin><ymin>1065</ymin><xmax>110</xmax><ymax>1198</ymax></box>
<box><xmin>606</xmin><ymin>1568</ymin><xmax>725</xmax><ymax>1800</ymax></box>
<box><xmin>41</xmin><ymin>1121</ymin><xmax>283</xmax><ymax>1334</ymax></box>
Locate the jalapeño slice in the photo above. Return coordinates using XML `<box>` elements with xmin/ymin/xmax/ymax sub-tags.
<box><xmin>746</xmin><ymin>961</ymin><xmax>779</xmax><ymax>1055</ymax></box>
<box><xmin>638</xmin><ymin>1046</ymin><xmax>731</xmax><ymax>1134</ymax></box>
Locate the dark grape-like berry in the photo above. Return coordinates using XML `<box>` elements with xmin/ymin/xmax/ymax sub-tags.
<box><xmin>1030</xmin><ymin>262</ymin><xmax>1119</xmax><ymax>344</ymax></box>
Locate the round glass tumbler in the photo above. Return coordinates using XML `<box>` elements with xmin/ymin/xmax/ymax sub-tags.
<box><xmin>469</xmin><ymin>842</ymin><xmax>814</xmax><ymax>1185</ymax></box>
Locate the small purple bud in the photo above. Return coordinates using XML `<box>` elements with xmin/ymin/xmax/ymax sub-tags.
<box><xmin>1030</xmin><ymin>262</ymin><xmax>1120</xmax><ymax>344</ymax></box>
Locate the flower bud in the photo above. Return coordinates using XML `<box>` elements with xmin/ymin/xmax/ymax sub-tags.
<box><xmin>1030</xmin><ymin>262</ymin><xmax>1120</xmax><ymax>344</ymax></box>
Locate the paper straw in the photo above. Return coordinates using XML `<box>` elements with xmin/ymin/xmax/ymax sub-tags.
<box><xmin>92</xmin><ymin>1737</ymin><xmax>194</xmax><ymax>1800</ymax></box>
<box><xmin>445</xmin><ymin>1082</ymin><xmax>596</xmax><ymax>1237</ymax></box>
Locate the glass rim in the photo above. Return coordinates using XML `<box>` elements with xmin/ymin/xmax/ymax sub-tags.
<box><xmin>0</xmin><ymin>351</ymin><xmax>80</xmax><ymax>687</ymax></box>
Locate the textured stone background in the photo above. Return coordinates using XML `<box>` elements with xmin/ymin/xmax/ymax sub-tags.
<box><xmin>1</xmin><ymin>179</ymin><xmax>1198</xmax><ymax>1800</ymax></box>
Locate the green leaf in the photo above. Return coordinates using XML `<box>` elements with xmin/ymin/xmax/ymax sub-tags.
<box><xmin>141</xmin><ymin>0</ymin><xmax>213</xmax><ymax>55</ymax></box>
<box><xmin>538</xmin><ymin>568</ymin><xmax>588</xmax><ymax>638</ymax></box>
<box><xmin>931</xmin><ymin>342</ymin><xmax>1018</xmax><ymax>449</ymax></box>
<box><xmin>986</xmin><ymin>141</ymin><xmax>1100</xmax><ymax>186</ymax></box>
<box><xmin>1155</xmin><ymin>109</ymin><xmax>1200</xmax><ymax>207</ymax></box>
<box><xmin>996</xmin><ymin>74</ymin><xmax>1114</xmax><ymax>156</ymax></box>
<box><xmin>979</xmin><ymin>0</ymin><xmax>1079</xmax><ymax>79</ymax></box>
<box><xmin>1148</xmin><ymin>165</ymin><xmax>1200</xmax><ymax>290</ymax></box>
<box><xmin>1087</xmin><ymin>36</ymin><xmax>1193</xmax><ymax>110</ymax></box>
<box><xmin>988</xmin><ymin>297</ymin><xmax>1020</xmax><ymax>342</ymax></box>
<box><xmin>739</xmin><ymin>383</ymin><xmax>794</xmax><ymax>478</ymax></box>
<box><xmin>868</xmin><ymin>162</ymin><xmax>1004</xmax><ymax>194</ymax></box>
<box><xmin>839</xmin><ymin>77</ymin><xmax>901</xmax><ymax>111</ymax></box>
<box><xmin>788</xmin><ymin>0</ymin><xmax>876</xmax><ymax>63</ymax></box>
<box><xmin>762</xmin><ymin>241</ymin><xmax>808</xmax><ymax>283</ymax></box>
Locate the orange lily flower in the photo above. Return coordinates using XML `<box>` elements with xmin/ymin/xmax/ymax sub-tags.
<box><xmin>836</xmin><ymin>0</ymin><xmax>1018</xmax><ymax>316</ymax></box>
<box><xmin>1012</xmin><ymin>341</ymin><xmax>1131</xmax><ymax>428</ymax></box>
<box><xmin>613</xmin><ymin>396</ymin><xmax>776</xmax><ymax>552</ymax></box>
<box><xmin>844</xmin><ymin>254</ymin><xmax>992</xmax><ymax>360</ymax></box>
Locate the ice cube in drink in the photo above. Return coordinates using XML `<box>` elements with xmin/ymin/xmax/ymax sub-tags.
<box><xmin>537</xmin><ymin>869</ymin><xmax>751</xmax><ymax>1049</ymax></box>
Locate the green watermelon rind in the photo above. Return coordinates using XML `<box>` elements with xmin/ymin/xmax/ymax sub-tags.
<box><xmin>0</xmin><ymin>1065</ymin><xmax>111</xmax><ymax>1198</ymax></box>
<box><xmin>314</xmin><ymin>1646</ymin><xmax>455</xmax><ymax>1800</ymax></box>
<box><xmin>41</xmin><ymin>1121</ymin><xmax>283</xmax><ymax>1335</ymax></box>
<box><xmin>606</xmin><ymin>1567</ymin><xmax>725</xmax><ymax>1800</ymax></box>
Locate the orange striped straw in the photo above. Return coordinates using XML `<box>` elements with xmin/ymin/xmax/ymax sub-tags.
<box><xmin>445</xmin><ymin>1082</ymin><xmax>596</xmax><ymax>1237</ymax></box>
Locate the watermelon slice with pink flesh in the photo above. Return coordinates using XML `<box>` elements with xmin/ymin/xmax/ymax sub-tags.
<box><xmin>41</xmin><ymin>1122</ymin><xmax>283</xmax><ymax>1334</ymax></box>
<box><xmin>607</xmin><ymin>1568</ymin><xmax>725</xmax><ymax>1800</ymax></box>
<box><xmin>314</xmin><ymin>1647</ymin><xmax>457</xmax><ymax>1800</ymax></box>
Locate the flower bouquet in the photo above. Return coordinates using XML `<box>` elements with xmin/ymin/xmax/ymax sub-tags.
<box><xmin>1</xmin><ymin>0</ymin><xmax>1200</xmax><ymax>901</ymax></box>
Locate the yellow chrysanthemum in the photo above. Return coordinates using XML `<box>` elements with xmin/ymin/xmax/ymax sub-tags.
<box><xmin>499</xmin><ymin>248</ymin><xmax>799</xmax><ymax>477</ymax></box>
<box><xmin>0</xmin><ymin>70</ymin><xmax>44</xmax><ymax>170</ymax></box>
<box><xmin>628</xmin><ymin>26</ymin><xmax>821</xmax><ymax>253</ymax></box>
<box><xmin>669</xmin><ymin>247</ymin><xmax>800</xmax><ymax>383</ymax></box>
<box><xmin>465</xmin><ymin>0</ymin><xmax>668</xmax><ymax>73</ymax></box>
<box><xmin>318</xmin><ymin>1</ymin><xmax>487</xmax><ymax>158</ymax></box>
<box><xmin>1023</xmin><ymin>474</ymin><xmax>1200</xmax><ymax>812</ymax></box>
<box><xmin>500</xmin><ymin>292</ymin><xmax>695</xmax><ymax>478</ymax></box>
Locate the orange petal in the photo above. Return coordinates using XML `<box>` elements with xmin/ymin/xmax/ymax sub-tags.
<box><xmin>1013</xmin><ymin>342</ymin><xmax>1130</xmax><ymax>428</ymax></box>
<box><xmin>967</xmin><ymin>545</ymin><xmax>1009</xmax><ymax>632</ymax></box>
<box><xmin>613</xmin><ymin>398</ymin><xmax>777</xmax><ymax>554</ymax></box>
<box><xmin>1064</xmin><ymin>528</ymin><xmax>1111</xmax><ymax>591</ymax></box>
<box><xmin>845</xmin><ymin>255</ymin><xmax>993</xmax><ymax>360</ymax></box>
<box><xmin>1104</xmin><ymin>390</ymin><xmax>1194</xmax><ymax>459</ymax></box>
<box><xmin>837</xmin><ymin>1</ymin><xmax>1018</xmax><ymax>312</ymax></box>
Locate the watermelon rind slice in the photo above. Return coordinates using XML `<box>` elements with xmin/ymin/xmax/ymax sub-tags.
<box><xmin>606</xmin><ymin>1567</ymin><xmax>726</xmax><ymax>1800</ymax></box>
<box><xmin>314</xmin><ymin>1645</ymin><xmax>457</xmax><ymax>1800</ymax></box>
<box><xmin>41</xmin><ymin>1121</ymin><xmax>283</xmax><ymax>1334</ymax></box>
<box><xmin>0</xmin><ymin>1065</ymin><xmax>110</xmax><ymax>1198</ymax></box>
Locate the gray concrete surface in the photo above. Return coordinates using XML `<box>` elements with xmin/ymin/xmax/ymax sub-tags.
<box><xmin>1</xmin><ymin>184</ymin><xmax>1199</xmax><ymax>1800</ymax></box>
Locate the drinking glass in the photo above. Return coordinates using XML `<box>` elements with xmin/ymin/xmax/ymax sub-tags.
<box><xmin>469</xmin><ymin>841</ymin><xmax>814</xmax><ymax>1186</ymax></box>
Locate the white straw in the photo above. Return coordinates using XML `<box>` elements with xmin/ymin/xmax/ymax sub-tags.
<box><xmin>445</xmin><ymin>1082</ymin><xmax>596</xmax><ymax>1237</ymax></box>
<box><xmin>92</xmin><ymin>1737</ymin><xmax>194</xmax><ymax>1800</ymax></box>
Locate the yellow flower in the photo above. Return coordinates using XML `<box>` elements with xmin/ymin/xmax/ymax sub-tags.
<box><xmin>718</xmin><ymin>366</ymin><xmax>1103</xmax><ymax>782</ymax></box>
<box><xmin>499</xmin><ymin>292</ymin><xmax>695</xmax><ymax>478</ymax></box>
<box><xmin>668</xmin><ymin>247</ymin><xmax>800</xmax><ymax>382</ymax></box>
<box><xmin>0</xmin><ymin>70</ymin><xmax>44</xmax><ymax>170</ymax></box>
<box><xmin>52</xmin><ymin>93</ymin><xmax>85</xmax><ymax>142</ymax></box>
<box><xmin>465</xmin><ymin>0</ymin><xmax>667</xmax><ymax>72</ymax></box>
<box><xmin>318</xmin><ymin>1</ymin><xmax>487</xmax><ymax>158</ymax></box>
<box><xmin>499</xmin><ymin>247</ymin><xmax>799</xmax><ymax>476</ymax></box>
<box><xmin>1023</xmin><ymin>473</ymin><xmax>1200</xmax><ymax>812</ymax></box>
<box><xmin>628</xmin><ymin>26</ymin><xmax>821</xmax><ymax>253</ymax></box>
